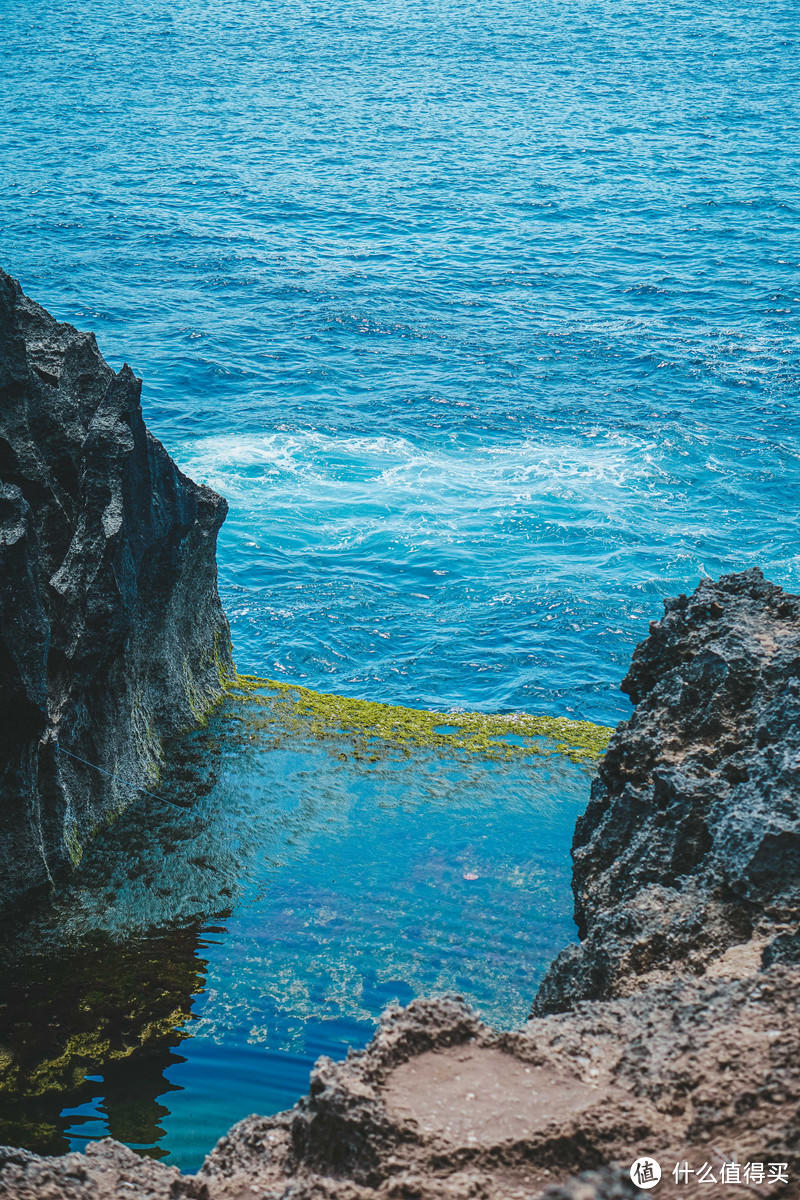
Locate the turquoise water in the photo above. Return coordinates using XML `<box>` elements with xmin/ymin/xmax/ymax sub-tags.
<box><xmin>0</xmin><ymin>713</ymin><xmax>590</xmax><ymax>1167</ymax></box>
<box><xmin>1</xmin><ymin>0</ymin><xmax>799</xmax><ymax>1172</ymax></box>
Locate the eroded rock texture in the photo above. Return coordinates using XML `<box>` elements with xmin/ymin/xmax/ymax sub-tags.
<box><xmin>0</xmin><ymin>270</ymin><xmax>232</xmax><ymax>905</ymax></box>
<box><xmin>533</xmin><ymin>568</ymin><xmax>800</xmax><ymax>1015</ymax></box>
<box><xmin>2</xmin><ymin>980</ymin><xmax>798</xmax><ymax>1199</ymax></box>
<box><xmin>2</xmin><ymin>575</ymin><xmax>798</xmax><ymax>1198</ymax></box>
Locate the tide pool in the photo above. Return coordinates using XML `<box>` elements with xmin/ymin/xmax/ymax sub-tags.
<box><xmin>0</xmin><ymin>706</ymin><xmax>593</xmax><ymax>1169</ymax></box>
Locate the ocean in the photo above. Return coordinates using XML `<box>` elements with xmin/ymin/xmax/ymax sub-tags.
<box><xmin>1</xmin><ymin>0</ymin><xmax>798</xmax><ymax>1169</ymax></box>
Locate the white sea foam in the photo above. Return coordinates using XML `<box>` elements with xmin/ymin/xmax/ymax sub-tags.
<box><xmin>172</xmin><ymin>424</ymin><xmax>798</xmax><ymax>720</ymax></box>
<box><xmin>176</xmin><ymin>428</ymin><xmax>677</xmax><ymax>523</ymax></box>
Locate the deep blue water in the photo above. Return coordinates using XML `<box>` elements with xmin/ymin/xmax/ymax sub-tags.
<box><xmin>1</xmin><ymin>0</ymin><xmax>799</xmax><ymax>1173</ymax></box>
<box><xmin>3</xmin><ymin>0</ymin><xmax>799</xmax><ymax>724</ymax></box>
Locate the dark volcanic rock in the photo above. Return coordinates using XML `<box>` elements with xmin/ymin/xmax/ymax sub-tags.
<box><xmin>0</xmin><ymin>270</ymin><xmax>233</xmax><ymax>905</ymax></box>
<box><xmin>533</xmin><ymin>569</ymin><xmax>800</xmax><ymax>1015</ymax></box>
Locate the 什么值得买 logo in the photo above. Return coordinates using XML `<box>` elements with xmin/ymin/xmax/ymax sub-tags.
<box><xmin>630</xmin><ymin>1157</ymin><xmax>661</xmax><ymax>1190</ymax></box>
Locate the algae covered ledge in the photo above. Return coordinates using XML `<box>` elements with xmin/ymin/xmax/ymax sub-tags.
<box><xmin>222</xmin><ymin>671</ymin><xmax>612</xmax><ymax>763</ymax></box>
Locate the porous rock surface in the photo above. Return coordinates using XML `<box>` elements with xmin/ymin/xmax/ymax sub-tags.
<box><xmin>1</xmin><ymin>576</ymin><xmax>798</xmax><ymax>1198</ymax></box>
<box><xmin>533</xmin><ymin>568</ymin><xmax>800</xmax><ymax>1014</ymax></box>
<box><xmin>1</xmin><ymin>977</ymin><xmax>797</xmax><ymax>1199</ymax></box>
<box><xmin>0</xmin><ymin>270</ymin><xmax>232</xmax><ymax>905</ymax></box>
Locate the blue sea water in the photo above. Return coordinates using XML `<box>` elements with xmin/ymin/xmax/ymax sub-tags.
<box><xmin>3</xmin><ymin>0</ymin><xmax>799</xmax><ymax>724</ymax></box>
<box><xmin>1</xmin><ymin>0</ymin><xmax>800</xmax><ymax>1173</ymax></box>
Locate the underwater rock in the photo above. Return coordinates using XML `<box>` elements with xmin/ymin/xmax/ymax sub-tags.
<box><xmin>0</xmin><ymin>270</ymin><xmax>232</xmax><ymax>905</ymax></box>
<box><xmin>533</xmin><ymin>568</ymin><xmax>800</xmax><ymax>1015</ymax></box>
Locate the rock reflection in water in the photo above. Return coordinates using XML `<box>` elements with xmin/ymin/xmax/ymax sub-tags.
<box><xmin>0</xmin><ymin>727</ymin><xmax>227</xmax><ymax>1157</ymax></box>
<box><xmin>0</xmin><ymin>925</ymin><xmax>209</xmax><ymax>1156</ymax></box>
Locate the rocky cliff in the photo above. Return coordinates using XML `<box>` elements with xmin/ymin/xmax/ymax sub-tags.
<box><xmin>2</xmin><ymin>573</ymin><xmax>798</xmax><ymax>1198</ymax></box>
<box><xmin>0</xmin><ymin>270</ymin><xmax>233</xmax><ymax>905</ymax></box>
<box><xmin>533</xmin><ymin>568</ymin><xmax>800</xmax><ymax>1015</ymax></box>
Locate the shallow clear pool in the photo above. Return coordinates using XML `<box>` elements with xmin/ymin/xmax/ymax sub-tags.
<box><xmin>0</xmin><ymin>706</ymin><xmax>592</xmax><ymax>1169</ymax></box>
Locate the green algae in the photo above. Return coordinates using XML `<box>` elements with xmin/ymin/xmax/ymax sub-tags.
<box><xmin>181</xmin><ymin>655</ymin><xmax>214</xmax><ymax>725</ymax></box>
<box><xmin>64</xmin><ymin>825</ymin><xmax>83</xmax><ymax>868</ymax></box>
<box><xmin>213</xmin><ymin>630</ymin><xmax>237</xmax><ymax>690</ymax></box>
<box><xmin>181</xmin><ymin>633</ymin><xmax>237</xmax><ymax>728</ymax></box>
<box><xmin>222</xmin><ymin>674</ymin><xmax>611</xmax><ymax>763</ymax></box>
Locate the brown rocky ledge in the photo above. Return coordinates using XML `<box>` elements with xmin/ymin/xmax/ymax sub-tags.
<box><xmin>2</xmin><ymin>569</ymin><xmax>798</xmax><ymax>1199</ymax></box>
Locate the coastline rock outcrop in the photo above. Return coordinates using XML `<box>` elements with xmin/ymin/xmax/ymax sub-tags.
<box><xmin>2</xmin><ymin>975</ymin><xmax>798</xmax><ymax>1198</ymax></box>
<box><xmin>0</xmin><ymin>270</ymin><xmax>233</xmax><ymax>906</ymax></box>
<box><xmin>532</xmin><ymin>568</ymin><xmax>800</xmax><ymax>1015</ymax></box>
<box><xmin>2</xmin><ymin>572</ymin><xmax>798</xmax><ymax>1198</ymax></box>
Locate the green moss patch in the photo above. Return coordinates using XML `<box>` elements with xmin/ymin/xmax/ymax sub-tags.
<box><xmin>224</xmin><ymin>674</ymin><xmax>611</xmax><ymax>763</ymax></box>
<box><xmin>64</xmin><ymin>825</ymin><xmax>83</xmax><ymax>868</ymax></box>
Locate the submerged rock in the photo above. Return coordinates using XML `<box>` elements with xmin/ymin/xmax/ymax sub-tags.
<box><xmin>2</xmin><ymin>573</ymin><xmax>798</xmax><ymax>1198</ymax></box>
<box><xmin>0</xmin><ymin>270</ymin><xmax>233</xmax><ymax>905</ymax></box>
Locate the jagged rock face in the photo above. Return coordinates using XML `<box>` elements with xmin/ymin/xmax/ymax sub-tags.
<box><xmin>0</xmin><ymin>270</ymin><xmax>233</xmax><ymax>905</ymax></box>
<box><xmin>2</xmin><ymin>978</ymin><xmax>799</xmax><ymax>1198</ymax></box>
<box><xmin>533</xmin><ymin>569</ymin><xmax>800</xmax><ymax>1015</ymax></box>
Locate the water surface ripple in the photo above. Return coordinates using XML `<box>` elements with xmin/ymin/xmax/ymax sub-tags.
<box><xmin>0</xmin><ymin>719</ymin><xmax>590</xmax><ymax>1168</ymax></box>
<box><xmin>2</xmin><ymin>0</ymin><xmax>798</xmax><ymax>723</ymax></box>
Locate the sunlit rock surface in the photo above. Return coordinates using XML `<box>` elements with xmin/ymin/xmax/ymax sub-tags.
<box><xmin>0</xmin><ymin>271</ymin><xmax>232</xmax><ymax>905</ymax></box>
<box><xmin>1</xmin><ymin>978</ymin><xmax>797</xmax><ymax>1198</ymax></box>
<box><xmin>533</xmin><ymin>568</ymin><xmax>800</xmax><ymax>1014</ymax></box>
